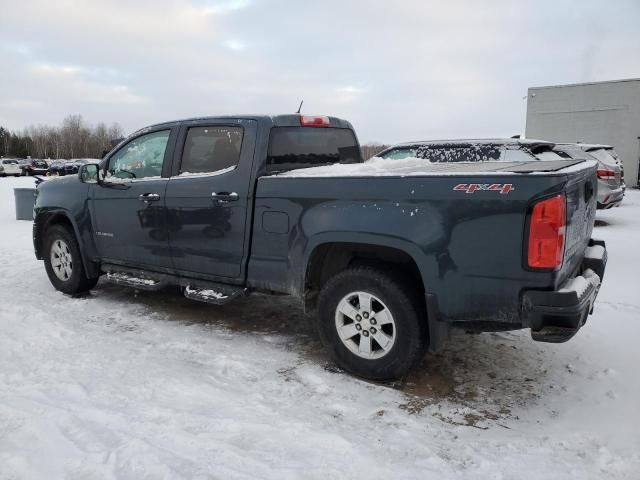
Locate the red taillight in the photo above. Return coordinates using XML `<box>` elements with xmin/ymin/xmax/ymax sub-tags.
<box><xmin>596</xmin><ymin>169</ymin><xmax>615</xmax><ymax>179</ymax></box>
<box><xmin>527</xmin><ymin>194</ymin><xmax>566</xmax><ymax>270</ymax></box>
<box><xmin>299</xmin><ymin>115</ymin><xmax>330</xmax><ymax>127</ymax></box>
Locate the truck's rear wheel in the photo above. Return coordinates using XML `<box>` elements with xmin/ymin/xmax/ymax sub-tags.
<box><xmin>44</xmin><ymin>225</ymin><xmax>99</xmax><ymax>294</ymax></box>
<box><xmin>317</xmin><ymin>266</ymin><xmax>428</xmax><ymax>380</ymax></box>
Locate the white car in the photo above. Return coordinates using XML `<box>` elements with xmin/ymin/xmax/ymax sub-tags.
<box><xmin>0</xmin><ymin>159</ymin><xmax>23</xmax><ymax>177</ymax></box>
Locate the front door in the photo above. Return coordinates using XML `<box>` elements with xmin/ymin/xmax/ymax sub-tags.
<box><xmin>164</xmin><ymin>119</ymin><xmax>256</xmax><ymax>280</ymax></box>
<box><xmin>91</xmin><ymin>128</ymin><xmax>176</xmax><ymax>270</ymax></box>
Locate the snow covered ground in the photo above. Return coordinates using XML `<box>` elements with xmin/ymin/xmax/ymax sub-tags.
<box><xmin>0</xmin><ymin>176</ymin><xmax>639</xmax><ymax>479</ymax></box>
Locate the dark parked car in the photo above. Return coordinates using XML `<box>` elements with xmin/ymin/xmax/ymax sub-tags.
<box><xmin>47</xmin><ymin>160</ymin><xmax>67</xmax><ymax>176</ymax></box>
<box><xmin>21</xmin><ymin>159</ymin><xmax>50</xmax><ymax>176</ymax></box>
<box><xmin>33</xmin><ymin>115</ymin><xmax>606</xmax><ymax>379</ymax></box>
<box><xmin>47</xmin><ymin>159</ymin><xmax>97</xmax><ymax>176</ymax></box>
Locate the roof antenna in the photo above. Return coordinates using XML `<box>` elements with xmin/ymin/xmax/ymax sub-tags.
<box><xmin>296</xmin><ymin>100</ymin><xmax>304</xmax><ymax>114</ymax></box>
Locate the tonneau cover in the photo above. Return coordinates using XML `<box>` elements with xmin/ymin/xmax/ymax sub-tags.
<box><xmin>275</xmin><ymin>157</ymin><xmax>593</xmax><ymax>177</ymax></box>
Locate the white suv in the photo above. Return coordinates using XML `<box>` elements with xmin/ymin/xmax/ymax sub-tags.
<box><xmin>0</xmin><ymin>159</ymin><xmax>22</xmax><ymax>177</ymax></box>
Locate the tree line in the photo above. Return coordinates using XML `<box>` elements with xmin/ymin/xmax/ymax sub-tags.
<box><xmin>0</xmin><ymin>115</ymin><xmax>124</xmax><ymax>160</ymax></box>
<box><xmin>0</xmin><ymin>114</ymin><xmax>387</xmax><ymax>161</ymax></box>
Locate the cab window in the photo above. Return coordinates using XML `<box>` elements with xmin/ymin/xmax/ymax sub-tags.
<box><xmin>107</xmin><ymin>130</ymin><xmax>170</xmax><ymax>180</ymax></box>
<box><xmin>179</xmin><ymin>126</ymin><xmax>243</xmax><ymax>175</ymax></box>
<box><xmin>267</xmin><ymin>127</ymin><xmax>361</xmax><ymax>173</ymax></box>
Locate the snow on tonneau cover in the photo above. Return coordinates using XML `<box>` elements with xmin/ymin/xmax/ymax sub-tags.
<box><xmin>277</xmin><ymin>141</ymin><xmax>599</xmax><ymax>287</ymax></box>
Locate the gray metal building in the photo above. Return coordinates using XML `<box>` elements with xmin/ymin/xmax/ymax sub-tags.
<box><xmin>525</xmin><ymin>78</ymin><xmax>640</xmax><ymax>186</ymax></box>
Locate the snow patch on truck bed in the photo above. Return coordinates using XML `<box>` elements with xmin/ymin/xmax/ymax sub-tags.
<box><xmin>276</xmin><ymin>156</ymin><xmax>597</xmax><ymax>178</ymax></box>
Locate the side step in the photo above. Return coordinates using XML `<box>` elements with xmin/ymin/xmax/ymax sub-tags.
<box><xmin>184</xmin><ymin>284</ymin><xmax>245</xmax><ymax>305</ymax></box>
<box><xmin>105</xmin><ymin>272</ymin><xmax>165</xmax><ymax>291</ymax></box>
<box><xmin>101</xmin><ymin>265</ymin><xmax>245</xmax><ymax>305</ymax></box>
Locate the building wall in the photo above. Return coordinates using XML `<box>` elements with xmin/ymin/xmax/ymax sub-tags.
<box><xmin>525</xmin><ymin>79</ymin><xmax>640</xmax><ymax>186</ymax></box>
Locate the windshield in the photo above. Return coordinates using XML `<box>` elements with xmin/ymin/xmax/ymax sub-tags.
<box><xmin>2</xmin><ymin>160</ymin><xmax>18</xmax><ymax>165</ymax></box>
<box><xmin>416</xmin><ymin>145</ymin><xmax>504</xmax><ymax>162</ymax></box>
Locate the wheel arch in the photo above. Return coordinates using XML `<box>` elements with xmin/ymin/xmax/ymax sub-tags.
<box><xmin>35</xmin><ymin>209</ymin><xmax>99</xmax><ymax>278</ymax></box>
<box><xmin>303</xmin><ymin>234</ymin><xmax>429</xmax><ymax>310</ymax></box>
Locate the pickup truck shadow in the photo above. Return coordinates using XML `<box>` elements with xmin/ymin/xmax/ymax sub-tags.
<box><xmin>95</xmin><ymin>283</ymin><xmax>555</xmax><ymax>429</ymax></box>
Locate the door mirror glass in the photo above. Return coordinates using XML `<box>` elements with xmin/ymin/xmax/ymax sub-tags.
<box><xmin>79</xmin><ymin>163</ymin><xmax>99</xmax><ymax>183</ymax></box>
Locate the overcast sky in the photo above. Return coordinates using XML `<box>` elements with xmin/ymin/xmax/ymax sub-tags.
<box><xmin>1</xmin><ymin>0</ymin><xmax>639</xmax><ymax>143</ymax></box>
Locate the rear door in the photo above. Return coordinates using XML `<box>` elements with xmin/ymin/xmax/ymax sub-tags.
<box><xmin>91</xmin><ymin>127</ymin><xmax>177</xmax><ymax>270</ymax></box>
<box><xmin>164</xmin><ymin>119</ymin><xmax>257</xmax><ymax>280</ymax></box>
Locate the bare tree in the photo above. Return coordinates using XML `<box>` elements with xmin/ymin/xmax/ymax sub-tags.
<box><xmin>361</xmin><ymin>143</ymin><xmax>390</xmax><ymax>160</ymax></box>
<box><xmin>4</xmin><ymin>116</ymin><xmax>125</xmax><ymax>159</ymax></box>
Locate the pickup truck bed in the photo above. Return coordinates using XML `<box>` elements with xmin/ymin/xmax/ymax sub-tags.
<box><xmin>33</xmin><ymin>115</ymin><xmax>607</xmax><ymax>380</ymax></box>
<box><xmin>252</xmin><ymin>156</ymin><xmax>599</xmax><ymax>325</ymax></box>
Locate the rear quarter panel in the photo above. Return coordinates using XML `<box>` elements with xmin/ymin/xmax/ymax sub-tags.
<box><xmin>250</xmin><ymin>173</ymin><xmax>578</xmax><ymax>323</ymax></box>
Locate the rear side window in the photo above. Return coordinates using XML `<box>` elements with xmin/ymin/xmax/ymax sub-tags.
<box><xmin>588</xmin><ymin>148</ymin><xmax>617</xmax><ymax>166</ymax></box>
<box><xmin>416</xmin><ymin>145</ymin><xmax>503</xmax><ymax>162</ymax></box>
<box><xmin>267</xmin><ymin>127</ymin><xmax>362</xmax><ymax>173</ymax></box>
<box><xmin>180</xmin><ymin>126</ymin><xmax>243</xmax><ymax>175</ymax></box>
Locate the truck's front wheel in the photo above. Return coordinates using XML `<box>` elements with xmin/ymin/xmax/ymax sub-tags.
<box><xmin>317</xmin><ymin>266</ymin><xmax>428</xmax><ymax>380</ymax></box>
<box><xmin>43</xmin><ymin>225</ymin><xmax>99</xmax><ymax>294</ymax></box>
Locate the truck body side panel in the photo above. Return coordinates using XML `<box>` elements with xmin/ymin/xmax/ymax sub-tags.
<box><xmin>249</xmin><ymin>172</ymin><xmax>593</xmax><ymax>324</ymax></box>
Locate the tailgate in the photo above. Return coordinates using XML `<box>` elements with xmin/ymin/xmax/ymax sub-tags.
<box><xmin>557</xmin><ymin>163</ymin><xmax>598</xmax><ymax>286</ymax></box>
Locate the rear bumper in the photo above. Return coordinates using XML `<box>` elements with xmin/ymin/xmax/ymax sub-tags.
<box><xmin>598</xmin><ymin>186</ymin><xmax>624</xmax><ymax>208</ymax></box>
<box><xmin>522</xmin><ymin>239</ymin><xmax>607</xmax><ymax>343</ymax></box>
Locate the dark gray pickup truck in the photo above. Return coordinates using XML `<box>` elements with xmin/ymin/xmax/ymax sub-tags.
<box><xmin>33</xmin><ymin>115</ymin><xmax>607</xmax><ymax>379</ymax></box>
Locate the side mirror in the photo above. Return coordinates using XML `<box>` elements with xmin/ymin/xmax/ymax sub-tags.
<box><xmin>79</xmin><ymin>163</ymin><xmax>100</xmax><ymax>183</ymax></box>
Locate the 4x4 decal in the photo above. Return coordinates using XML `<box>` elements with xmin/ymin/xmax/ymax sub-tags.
<box><xmin>454</xmin><ymin>183</ymin><xmax>514</xmax><ymax>194</ymax></box>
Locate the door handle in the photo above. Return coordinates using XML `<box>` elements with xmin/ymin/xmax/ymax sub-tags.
<box><xmin>212</xmin><ymin>192</ymin><xmax>239</xmax><ymax>202</ymax></box>
<box><xmin>139</xmin><ymin>193</ymin><xmax>161</xmax><ymax>202</ymax></box>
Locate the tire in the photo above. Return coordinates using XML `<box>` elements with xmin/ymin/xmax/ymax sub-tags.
<box><xmin>317</xmin><ymin>266</ymin><xmax>428</xmax><ymax>380</ymax></box>
<box><xmin>43</xmin><ymin>225</ymin><xmax>99</xmax><ymax>294</ymax></box>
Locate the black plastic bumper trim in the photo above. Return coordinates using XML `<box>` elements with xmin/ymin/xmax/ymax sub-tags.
<box><xmin>523</xmin><ymin>239</ymin><xmax>607</xmax><ymax>343</ymax></box>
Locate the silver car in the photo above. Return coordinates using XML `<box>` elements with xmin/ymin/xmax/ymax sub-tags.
<box><xmin>554</xmin><ymin>144</ymin><xmax>624</xmax><ymax>209</ymax></box>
